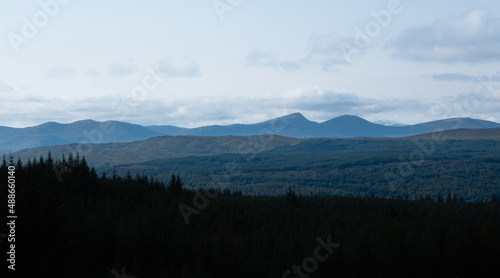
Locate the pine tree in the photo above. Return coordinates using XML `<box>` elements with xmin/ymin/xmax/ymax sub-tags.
<box><xmin>446</xmin><ymin>191</ymin><xmax>452</xmax><ymax>202</ymax></box>
<box><xmin>167</xmin><ymin>174</ymin><xmax>182</xmax><ymax>194</ymax></box>
<box><xmin>47</xmin><ymin>151</ymin><xmax>54</xmax><ymax>167</ymax></box>
<box><xmin>437</xmin><ymin>193</ymin><xmax>444</xmax><ymax>203</ymax></box>
<box><xmin>285</xmin><ymin>187</ymin><xmax>301</xmax><ymax>207</ymax></box>
<box><xmin>1</xmin><ymin>154</ymin><xmax>7</xmax><ymax>170</ymax></box>
<box><xmin>176</xmin><ymin>175</ymin><xmax>182</xmax><ymax>189</ymax></box>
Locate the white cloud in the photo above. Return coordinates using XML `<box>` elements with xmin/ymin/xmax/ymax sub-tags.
<box><xmin>84</xmin><ymin>69</ymin><xmax>100</xmax><ymax>78</ymax></box>
<box><xmin>0</xmin><ymin>81</ymin><xmax>14</xmax><ymax>93</ymax></box>
<box><xmin>246</xmin><ymin>27</ymin><xmax>372</xmax><ymax>73</ymax></box>
<box><xmin>134</xmin><ymin>86</ymin><xmax>499</xmax><ymax>126</ymax></box>
<box><xmin>2</xmin><ymin>85</ymin><xmax>499</xmax><ymax>128</ymax></box>
<box><xmin>278</xmin><ymin>86</ymin><xmax>430</xmax><ymax>122</ymax></box>
<box><xmin>108</xmin><ymin>63</ymin><xmax>140</xmax><ymax>77</ymax></box>
<box><xmin>303</xmin><ymin>33</ymin><xmax>351</xmax><ymax>70</ymax></box>
<box><xmin>245</xmin><ymin>33</ymin><xmax>350</xmax><ymax>72</ymax></box>
<box><xmin>391</xmin><ymin>8</ymin><xmax>500</xmax><ymax>63</ymax></box>
<box><xmin>430</xmin><ymin>86</ymin><xmax>500</xmax><ymax>121</ymax></box>
<box><xmin>157</xmin><ymin>55</ymin><xmax>201</xmax><ymax>77</ymax></box>
<box><xmin>45</xmin><ymin>66</ymin><xmax>77</xmax><ymax>79</ymax></box>
<box><xmin>245</xmin><ymin>50</ymin><xmax>301</xmax><ymax>72</ymax></box>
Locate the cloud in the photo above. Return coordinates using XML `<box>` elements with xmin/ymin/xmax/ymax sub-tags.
<box><xmin>278</xmin><ymin>86</ymin><xmax>430</xmax><ymax>122</ymax></box>
<box><xmin>108</xmin><ymin>63</ymin><xmax>140</xmax><ymax>77</ymax></box>
<box><xmin>45</xmin><ymin>66</ymin><xmax>76</xmax><ymax>79</ymax></box>
<box><xmin>157</xmin><ymin>55</ymin><xmax>201</xmax><ymax>77</ymax></box>
<box><xmin>84</xmin><ymin>69</ymin><xmax>100</xmax><ymax>78</ymax></box>
<box><xmin>430</xmin><ymin>73</ymin><xmax>500</xmax><ymax>82</ymax></box>
<box><xmin>245</xmin><ymin>50</ymin><xmax>301</xmax><ymax>72</ymax></box>
<box><xmin>148</xmin><ymin>86</ymin><xmax>499</xmax><ymax>127</ymax></box>
<box><xmin>303</xmin><ymin>33</ymin><xmax>351</xmax><ymax>70</ymax></box>
<box><xmin>0</xmin><ymin>81</ymin><xmax>14</xmax><ymax>93</ymax></box>
<box><xmin>245</xmin><ymin>33</ymin><xmax>352</xmax><ymax>73</ymax></box>
<box><xmin>430</xmin><ymin>84</ymin><xmax>500</xmax><ymax>121</ymax></box>
<box><xmin>120</xmin><ymin>86</ymin><xmax>433</xmax><ymax>127</ymax></box>
<box><xmin>3</xmin><ymin>85</ymin><xmax>499</xmax><ymax>128</ymax></box>
<box><xmin>391</xmin><ymin>8</ymin><xmax>500</xmax><ymax>63</ymax></box>
<box><xmin>282</xmin><ymin>86</ymin><xmax>365</xmax><ymax>112</ymax></box>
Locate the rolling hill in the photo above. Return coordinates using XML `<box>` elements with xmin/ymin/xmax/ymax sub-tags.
<box><xmin>406</xmin><ymin>127</ymin><xmax>500</xmax><ymax>141</ymax></box>
<box><xmin>10</xmin><ymin>135</ymin><xmax>305</xmax><ymax>168</ymax></box>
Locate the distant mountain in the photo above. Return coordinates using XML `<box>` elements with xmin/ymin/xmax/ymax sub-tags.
<box><xmin>155</xmin><ymin>113</ymin><xmax>320</xmax><ymax>137</ymax></box>
<box><xmin>318</xmin><ymin>115</ymin><xmax>397</xmax><ymax>137</ymax></box>
<box><xmin>147</xmin><ymin>113</ymin><xmax>500</xmax><ymax>138</ymax></box>
<box><xmin>2</xmin><ymin>113</ymin><xmax>500</xmax><ymax>153</ymax></box>
<box><xmin>0</xmin><ymin>120</ymin><xmax>163</xmax><ymax>153</ymax></box>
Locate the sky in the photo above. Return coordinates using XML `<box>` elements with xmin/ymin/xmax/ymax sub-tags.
<box><xmin>1</xmin><ymin>0</ymin><xmax>500</xmax><ymax>128</ymax></box>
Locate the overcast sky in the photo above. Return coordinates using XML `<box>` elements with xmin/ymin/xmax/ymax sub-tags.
<box><xmin>1</xmin><ymin>0</ymin><xmax>500</xmax><ymax>128</ymax></box>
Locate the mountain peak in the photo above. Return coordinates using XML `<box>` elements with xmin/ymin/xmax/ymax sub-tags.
<box><xmin>278</xmin><ymin>112</ymin><xmax>309</xmax><ymax>122</ymax></box>
<box><xmin>262</xmin><ymin>113</ymin><xmax>312</xmax><ymax>125</ymax></box>
<box><xmin>322</xmin><ymin>115</ymin><xmax>374</xmax><ymax>125</ymax></box>
<box><xmin>37</xmin><ymin>121</ymin><xmax>63</xmax><ymax>127</ymax></box>
<box><xmin>336</xmin><ymin>114</ymin><xmax>367</xmax><ymax>120</ymax></box>
<box><xmin>287</xmin><ymin>112</ymin><xmax>306</xmax><ymax>118</ymax></box>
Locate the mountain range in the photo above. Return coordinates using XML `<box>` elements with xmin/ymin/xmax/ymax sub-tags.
<box><xmin>147</xmin><ymin>113</ymin><xmax>500</xmax><ymax>138</ymax></box>
<box><xmin>2</xmin><ymin>113</ymin><xmax>500</xmax><ymax>153</ymax></box>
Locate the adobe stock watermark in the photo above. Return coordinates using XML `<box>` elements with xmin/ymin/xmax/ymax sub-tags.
<box><xmin>178</xmin><ymin>111</ymin><xmax>295</xmax><ymax>224</ymax></box>
<box><xmin>384</xmin><ymin>81</ymin><xmax>499</xmax><ymax>193</ymax></box>
<box><xmin>111</xmin><ymin>65</ymin><xmax>163</xmax><ymax>117</ymax></box>
<box><xmin>213</xmin><ymin>0</ymin><xmax>243</xmax><ymax>21</ymax></box>
<box><xmin>53</xmin><ymin>64</ymin><xmax>163</xmax><ymax>182</ymax></box>
<box><xmin>178</xmin><ymin>189</ymin><xmax>220</xmax><ymax>224</ymax></box>
<box><xmin>282</xmin><ymin>235</ymin><xmax>340</xmax><ymax>278</ymax></box>
<box><xmin>7</xmin><ymin>0</ymin><xmax>71</xmax><ymax>54</ymax></box>
<box><xmin>384</xmin><ymin>130</ymin><xmax>447</xmax><ymax>192</ymax></box>
<box><xmin>341</xmin><ymin>0</ymin><xmax>410</xmax><ymax>63</ymax></box>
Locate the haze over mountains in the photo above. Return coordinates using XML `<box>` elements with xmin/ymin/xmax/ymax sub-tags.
<box><xmin>2</xmin><ymin>113</ymin><xmax>500</xmax><ymax>153</ymax></box>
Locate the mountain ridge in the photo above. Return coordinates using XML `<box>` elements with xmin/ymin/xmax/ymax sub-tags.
<box><xmin>148</xmin><ymin>113</ymin><xmax>500</xmax><ymax>138</ymax></box>
<box><xmin>2</xmin><ymin>113</ymin><xmax>500</xmax><ymax>153</ymax></box>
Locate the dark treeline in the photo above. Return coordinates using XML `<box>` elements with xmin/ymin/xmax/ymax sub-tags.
<box><xmin>1</xmin><ymin>153</ymin><xmax>500</xmax><ymax>277</ymax></box>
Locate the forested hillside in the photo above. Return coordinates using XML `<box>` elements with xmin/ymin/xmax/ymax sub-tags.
<box><xmin>110</xmin><ymin>139</ymin><xmax>500</xmax><ymax>201</ymax></box>
<box><xmin>1</xmin><ymin>153</ymin><xmax>499</xmax><ymax>277</ymax></box>
<box><xmin>12</xmin><ymin>136</ymin><xmax>500</xmax><ymax>201</ymax></box>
